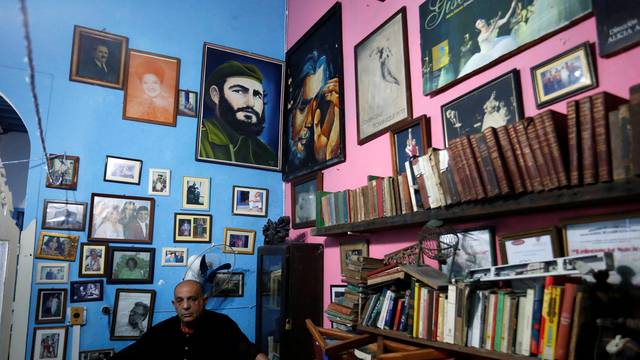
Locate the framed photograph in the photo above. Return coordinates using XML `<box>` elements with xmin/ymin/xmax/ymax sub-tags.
<box><xmin>418</xmin><ymin>0</ymin><xmax>592</xmax><ymax>95</ymax></box>
<box><xmin>147</xmin><ymin>168</ymin><xmax>170</xmax><ymax>196</ymax></box>
<box><xmin>441</xmin><ymin>228</ymin><xmax>496</xmax><ymax>280</ymax></box>
<box><xmin>329</xmin><ymin>284</ymin><xmax>348</xmax><ymax>329</ymax></box>
<box><xmin>173</xmin><ymin>213</ymin><xmax>211</xmax><ymax>243</ymax></box>
<box><xmin>178</xmin><ymin>89</ymin><xmax>198</xmax><ymax>117</ymax></box>
<box><xmin>107</xmin><ymin>247</ymin><xmax>155</xmax><ymax>284</ymax></box>
<box><xmin>211</xmin><ymin>272</ymin><xmax>244</xmax><ymax>297</ymax></box>
<box><xmin>111</xmin><ymin>289</ymin><xmax>155</xmax><ymax>340</ymax></box>
<box><xmin>79</xmin><ymin>349</ymin><xmax>115</xmax><ymax>360</ymax></box>
<box><xmin>441</xmin><ymin>69</ymin><xmax>524</xmax><ymax>146</ymax></box>
<box><xmin>499</xmin><ymin>227</ymin><xmax>562</xmax><ymax>265</ymax></box>
<box><xmin>69</xmin><ymin>25</ymin><xmax>128</xmax><ymax>89</ymax></box>
<box><xmin>88</xmin><ymin>193</ymin><xmax>155</xmax><ymax>243</ymax></box>
<box><xmin>35</xmin><ymin>289</ymin><xmax>67</xmax><ymax>324</ymax></box>
<box><xmin>232</xmin><ymin>186</ymin><xmax>268</xmax><ymax>217</ymax></box>
<box><xmin>594</xmin><ymin>0</ymin><xmax>640</xmax><ymax>57</ymax></box>
<box><xmin>41</xmin><ymin>200</ymin><xmax>87</xmax><ymax>232</ymax></box>
<box><xmin>339</xmin><ymin>239</ymin><xmax>369</xmax><ymax>275</ymax></box>
<box><xmin>35</xmin><ymin>263</ymin><xmax>69</xmax><ymax>284</ymax></box>
<box><xmin>291</xmin><ymin>172</ymin><xmax>323</xmax><ymax>229</ymax></box>
<box><xmin>104</xmin><ymin>155</ymin><xmax>143</xmax><ymax>185</ymax></box>
<box><xmin>79</xmin><ymin>243</ymin><xmax>108</xmax><ymax>277</ymax></box>
<box><xmin>562</xmin><ymin>212</ymin><xmax>640</xmax><ymax>286</ymax></box>
<box><xmin>35</xmin><ymin>232</ymin><xmax>79</xmax><ymax>261</ymax></box>
<box><xmin>31</xmin><ymin>326</ymin><xmax>68</xmax><ymax>360</ymax></box>
<box><xmin>223</xmin><ymin>228</ymin><xmax>256</xmax><ymax>255</ymax></box>
<box><xmin>390</xmin><ymin>115</ymin><xmax>431</xmax><ymax>176</ymax></box>
<box><xmin>70</xmin><ymin>280</ymin><xmax>104</xmax><ymax>303</ymax></box>
<box><xmin>45</xmin><ymin>154</ymin><xmax>79</xmax><ymax>190</ymax></box>
<box><xmin>181</xmin><ymin>176</ymin><xmax>210</xmax><ymax>210</ymax></box>
<box><xmin>161</xmin><ymin>247</ymin><xmax>187</xmax><ymax>266</ymax></box>
<box><xmin>196</xmin><ymin>42</ymin><xmax>284</xmax><ymax>171</ymax></box>
<box><xmin>531</xmin><ymin>42</ymin><xmax>597</xmax><ymax>108</ymax></box>
<box><xmin>123</xmin><ymin>49</ymin><xmax>180</xmax><ymax>126</ymax></box>
<box><xmin>283</xmin><ymin>2</ymin><xmax>346</xmax><ymax>181</ymax></box>
<box><xmin>355</xmin><ymin>7</ymin><xmax>412</xmax><ymax>145</ymax></box>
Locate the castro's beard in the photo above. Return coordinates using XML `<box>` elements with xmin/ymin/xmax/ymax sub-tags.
<box><xmin>217</xmin><ymin>95</ymin><xmax>266</xmax><ymax>136</ymax></box>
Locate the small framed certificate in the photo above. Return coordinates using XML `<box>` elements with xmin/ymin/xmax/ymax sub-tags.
<box><xmin>499</xmin><ymin>227</ymin><xmax>562</xmax><ymax>265</ymax></box>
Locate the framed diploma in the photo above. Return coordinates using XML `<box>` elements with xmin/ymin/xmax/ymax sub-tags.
<box><xmin>499</xmin><ymin>227</ymin><xmax>562</xmax><ymax>265</ymax></box>
<box><xmin>562</xmin><ymin>212</ymin><xmax>640</xmax><ymax>286</ymax></box>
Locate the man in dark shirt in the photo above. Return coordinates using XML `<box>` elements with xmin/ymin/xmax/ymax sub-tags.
<box><xmin>114</xmin><ymin>280</ymin><xmax>267</xmax><ymax>360</ymax></box>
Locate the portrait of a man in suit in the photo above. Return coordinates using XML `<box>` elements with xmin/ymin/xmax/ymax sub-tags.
<box><xmin>70</xmin><ymin>26</ymin><xmax>128</xmax><ymax>88</ymax></box>
<box><xmin>124</xmin><ymin>206</ymin><xmax>150</xmax><ymax>241</ymax></box>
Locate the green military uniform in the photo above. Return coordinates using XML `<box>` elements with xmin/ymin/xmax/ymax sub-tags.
<box><xmin>199</xmin><ymin>116</ymin><xmax>277</xmax><ymax>167</ymax></box>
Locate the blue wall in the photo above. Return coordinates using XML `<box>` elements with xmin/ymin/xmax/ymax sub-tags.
<box><xmin>0</xmin><ymin>0</ymin><xmax>285</xmax><ymax>356</ymax></box>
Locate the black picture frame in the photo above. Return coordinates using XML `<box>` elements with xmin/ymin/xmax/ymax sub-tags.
<box><xmin>291</xmin><ymin>172</ymin><xmax>323</xmax><ymax>229</ymax></box>
<box><xmin>440</xmin><ymin>227</ymin><xmax>496</xmax><ymax>280</ymax></box>
<box><xmin>441</xmin><ymin>69</ymin><xmax>524</xmax><ymax>146</ymax></box>
<box><xmin>210</xmin><ymin>272</ymin><xmax>244</xmax><ymax>297</ymax></box>
<box><xmin>70</xmin><ymin>280</ymin><xmax>104</xmax><ymax>303</ymax></box>
<box><xmin>389</xmin><ymin>115</ymin><xmax>431</xmax><ymax>177</ymax></box>
<box><xmin>88</xmin><ymin>193</ymin><xmax>155</xmax><ymax>244</ymax></box>
<box><xmin>35</xmin><ymin>289</ymin><xmax>67</xmax><ymax>324</ymax></box>
<box><xmin>79</xmin><ymin>349</ymin><xmax>115</xmax><ymax>360</ymax></box>
<box><xmin>594</xmin><ymin>0</ymin><xmax>640</xmax><ymax>57</ymax></box>
<box><xmin>110</xmin><ymin>289</ymin><xmax>155</xmax><ymax>340</ymax></box>
<box><xmin>178</xmin><ymin>89</ymin><xmax>198</xmax><ymax>117</ymax></box>
<box><xmin>103</xmin><ymin>155</ymin><xmax>143</xmax><ymax>185</ymax></box>
<box><xmin>41</xmin><ymin>200</ymin><xmax>87</xmax><ymax>232</ymax></box>
<box><xmin>32</xmin><ymin>326</ymin><xmax>68</xmax><ymax>360</ymax></box>
<box><xmin>106</xmin><ymin>246</ymin><xmax>155</xmax><ymax>284</ymax></box>
<box><xmin>283</xmin><ymin>2</ymin><xmax>346</xmax><ymax>181</ymax></box>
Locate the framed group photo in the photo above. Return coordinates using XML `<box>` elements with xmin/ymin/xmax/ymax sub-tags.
<box><xmin>182</xmin><ymin>176</ymin><xmax>210</xmax><ymax>210</ymax></box>
<box><xmin>178</xmin><ymin>89</ymin><xmax>198</xmax><ymax>117</ymax></box>
<box><xmin>440</xmin><ymin>228</ymin><xmax>496</xmax><ymax>280</ymax></box>
<box><xmin>291</xmin><ymin>172</ymin><xmax>323</xmax><ymax>229</ymax></box>
<box><xmin>31</xmin><ymin>326</ymin><xmax>68</xmax><ymax>360</ymax></box>
<box><xmin>499</xmin><ymin>227</ymin><xmax>562</xmax><ymax>265</ymax></box>
<box><xmin>223</xmin><ymin>228</ymin><xmax>256</xmax><ymax>255</ymax></box>
<box><xmin>88</xmin><ymin>193</ymin><xmax>155</xmax><ymax>243</ymax></box>
<box><xmin>390</xmin><ymin>115</ymin><xmax>431</xmax><ymax>176</ymax></box>
<box><xmin>173</xmin><ymin>213</ymin><xmax>211</xmax><ymax>243</ymax></box>
<box><xmin>45</xmin><ymin>154</ymin><xmax>79</xmax><ymax>190</ymax></box>
<box><xmin>69</xmin><ymin>25</ymin><xmax>128</xmax><ymax>89</ymax></box>
<box><xmin>70</xmin><ymin>280</ymin><xmax>104</xmax><ymax>302</ymax></box>
<box><xmin>35</xmin><ymin>232</ymin><xmax>79</xmax><ymax>261</ymax></box>
<box><xmin>35</xmin><ymin>263</ymin><xmax>69</xmax><ymax>284</ymax></box>
<box><xmin>107</xmin><ymin>247</ymin><xmax>155</xmax><ymax>284</ymax></box>
<box><xmin>79</xmin><ymin>243</ymin><xmax>108</xmax><ymax>277</ymax></box>
<box><xmin>148</xmin><ymin>168</ymin><xmax>170</xmax><ymax>196</ymax></box>
<box><xmin>35</xmin><ymin>289</ymin><xmax>67</xmax><ymax>324</ymax></box>
<box><xmin>232</xmin><ymin>186</ymin><xmax>268</xmax><ymax>217</ymax></box>
<box><xmin>111</xmin><ymin>289</ymin><xmax>155</xmax><ymax>340</ymax></box>
<box><xmin>211</xmin><ymin>272</ymin><xmax>244</xmax><ymax>297</ymax></box>
<box><xmin>123</xmin><ymin>49</ymin><xmax>180</xmax><ymax>126</ymax></box>
<box><xmin>104</xmin><ymin>155</ymin><xmax>143</xmax><ymax>185</ymax></box>
<box><xmin>161</xmin><ymin>247</ymin><xmax>187</xmax><ymax>266</ymax></box>
<box><xmin>41</xmin><ymin>200</ymin><xmax>87</xmax><ymax>232</ymax></box>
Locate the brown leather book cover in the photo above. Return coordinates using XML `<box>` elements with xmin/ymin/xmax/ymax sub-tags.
<box><xmin>566</xmin><ymin>100</ymin><xmax>581</xmax><ymax>186</ymax></box>
<box><xmin>411</xmin><ymin>157</ymin><xmax>431</xmax><ymax>210</ymax></box>
<box><xmin>541</xmin><ymin>110</ymin><xmax>569</xmax><ymax>187</ymax></box>
<box><xmin>591</xmin><ymin>92</ymin><xmax>627</xmax><ymax>182</ymax></box>
<box><xmin>555</xmin><ymin>283</ymin><xmax>577</xmax><ymax>360</ymax></box>
<box><xmin>578</xmin><ymin>97</ymin><xmax>596</xmax><ymax>184</ymax></box>
<box><xmin>630</xmin><ymin>84</ymin><xmax>640</xmax><ymax>175</ymax></box>
<box><xmin>439</xmin><ymin>148</ymin><xmax>462</xmax><ymax>204</ymax></box>
<box><xmin>398</xmin><ymin>173</ymin><xmax>412</xmax><ymax>214</ymax></box>
<box><xmin>496</xmin><ymin>125</ymin><xmax>525</xmax><ymax>193</ymax></box>
<box><xmin>460</xmin><ymin>135</ymin><xmax>486</xmax><ymax>199</ymax></box>
<box><xmin>483</xmin><ymin>127</ymin><xmax>513</xmax><ymax>195</ymax></box>
<box><xmin>524</xmin><ymin>118</ymin><xmax>553</xmax><ymax>190</ymax></box>
<box><xmin>448</xmin><ymin>139</ymin><xmax>471</xmax><ymax>202</ymax></box>
<box><xmin>609</xmin><ymin>104</ymin><xmax>634</xmax><ymax>181</ymax></box>
<box><xmin>515</xmin><ymin>121</ymin><xmax>544</xmax><ymax>191</ymax></box>
<box><xmin>533</xmin><ymin>114</ymin><xmax>559</xmax><ymax>189</ymax></box>
<box><xmin>470</xmin><ymin>133</ymin><xmax>499</xmax><ymax>197</ymax></box>
<box><xmin>507</xmin><ymin>124</ymin><xmax>534</xmax><ymax>192</ymax></box>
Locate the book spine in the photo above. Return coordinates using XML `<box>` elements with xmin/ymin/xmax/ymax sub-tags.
<box><xmin>425</xmin><ymin>289</ymin><xmax>434</xmax><ymax>340</ymax></box>
<box><xmin>611</xmin><ymin>104</ymin><xmax>634</xmax><ymax>180</ymax></box>
<box><xmin>470</xmin><ymin>134</ymin><xmax>496</xmax><ymax>197</ymax></box>
<box><xmin>461</xmin><ymin>136</ymin><xmax>487</xmax><ymax>199</ymax></box>
<box><xmin>437</xmin><ymin>293</ymin><xmax>446</xmax><ymax>342</ymax></box>
<box><xmin>530</xmin><ymin>282</ymin><xmax>544</xmax><ymax>355</ymax></box>
<box><xmin>541</xmin><ymin>286</ymin><xmax>563</xmax><ymax>359</ymax></box>
<box><xmin>542</xmin><ymin>110</ymin><xmax>569</xmax><ymax>187</ymax></box>
<box><xmin>375</xmin><ymin>178</ymin><xmax>384</xmax><ymax>217</ymax></box>
<box><xmin>368</xmin><ymin>289</ymin><xmax>387</xmax><ymax>327</ymax></box>
<box><xmin>426</xmin><ymin>150</ymin><xmax>446</xmax><ymax>207</ymax></box>
<box><xmin>399</xmin><ymin>289</ymin><xmax>411</xmax><ymax>332</ymax></box>
<box><xmin>630</xmin><ymin>84</ymin><xmax>640</xmax><ymax>175</ymax></box>
<box><xmin>406</xmin><ymin>282</ymin><xmax>415</xmax><ymax>335</ymax></box>
<box><xmin>555</xmin><ymin>283</ymin><xmax>577</xmax><ymax>360</ymax></box>
<box><xmin>494</xmin><ymin>291</ymin><xmax>505</xmax><ymax>351</ymax></box>
<box><xmin>526</xmin><ymin>117</ymin><xmax>554</xmax><ymax>190</ymax></box>
<box><xmin>592</xmin><ymin>93</ymin><xmax>612</xmax><ymax>182</ymax></box>
<box><xmin>537</xmin><ymin>277</ymin><xmax>555</xmax><ymax>356</ymax></box>
<box><xmin>377</xmin><ymin>289</ymin><xmax>393</xmax><ymax>329</ymax></box>
<box><xmin>412</xmin><ymin>282</ymin><xmax>421</xmax><ymax>337</ymax></box>
<box><xmin>567</xmin><ymin>290</ymin><xmax>585</xmax><ymax>359</ymax></box>
<box><xmin>404</xmin><ymin>161</ymin><xmax>421</xmax><ymax>211</ymax></box>
<box><xmin>566</xmin><ymin>100</ymin><xmax>581</xmax><ymax>186</ymax></box>
<box><xmin>515</xmin><ymin>120</ymin><xmax>544</xmax><ymax>191</ymax></box>
<box><xmin>507</xmin><ymin>124</ymin><xmax>533</xmax><ymax>192</ymax></box>
<box><xmin>578</xmin><ymin>97</ymin><xmax>597</xmax><ymax>184</ymax></box>
<box><xmin>448</xmin><ymin>139</ymin><xmax>470</xmax><ymax>202</ymax></box>
<box><xmin>383</xmin><ymin>292</ymin><xmax>398</xmax><ymax>330</ymax></box>
<box><xmin>485</xmin><ymin>293</ymin><xmax>498</xmax><ymax>350</ymax></box>
<box><xmin>495</xmin><ymin>125</ymin><xmax>524</xmax><ymax>193</ymax></box>
<box><xmin>432</xmin><ymin>290</ymin><xmax>440</xmax><ymax>341</ymax></box>
<box><xmin>483</xmin><ymin>127</ymin><xmax>512</xmax><ymax>194</ymax></box>
<box><xmin>392</xmin><ymin>298</ymin><xmax>405</xmax><ymax>331</ymax></box>
<box><xmin>534</xmin><ymin>113</ymin><xmax>559</xmax><ymax>189</ymax></box>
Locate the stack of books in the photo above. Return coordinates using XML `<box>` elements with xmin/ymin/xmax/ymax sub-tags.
<box><xmin>342</xmin><ymin>256</ymin><xmax>385</xmax><ymax>286</ymax></box>
<box><xmin>325</xmin><ymin>288</ymin><xmax>361</xmax><ymax>329</ymax></box>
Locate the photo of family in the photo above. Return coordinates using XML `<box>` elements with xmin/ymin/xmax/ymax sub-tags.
<box><xmin>88</xmin><ymin>194</ymin><xmax>155</xmax><ymax>243</ymax></box>
<box><xmin>36</xmin><ymin>263</ymin><xmax>69</xmax><ymax>284</ymax></box>
<box><xmin>70</xmin><ymin>280</ymin><xmax>103</xmax><ymax>302</ymax></box>
<box><xmin>35</xmin><ymin>232</ymin><xmax>79</xmax><ymax>262</ymax></box>
<box><xmin>107</xmin><ymin>247</ymin><xmax>155</xmax><ymax>284</ymax></box>
<box><xmin>174</xmin><ymin>213</ymin><xmax>211</xmax><ymax>243</ymax></box>
<box><xmin>161</xmin><ymin>247</ymin><xmax>187</xmax><ymax>266</ymax></box>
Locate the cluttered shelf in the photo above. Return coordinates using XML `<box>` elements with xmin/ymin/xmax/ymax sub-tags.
<box><xmin>311</xmin><ymin>177</ymin><xmax>640</xmax><ymax>236</ymax></box>
<box><xmin>357</xmin><ymin>325</ymin><xmax>532</xmax><ymax>360</ymax></box>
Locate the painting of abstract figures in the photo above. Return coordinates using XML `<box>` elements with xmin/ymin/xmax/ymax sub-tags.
<box><xmin>283</xmin><ymin>2</ymin><xmax>346</xmax><ymax>181</ymax></box>
<box><xmin>419</xmin><ymin>0</ymin><xmax>592</xmax><ymax>95</ymax></box>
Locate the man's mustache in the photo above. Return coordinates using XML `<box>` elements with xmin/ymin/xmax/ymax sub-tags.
<box><xmin>235</xmin><ymin>107</ymin><xmax>261</xmax><ymax>119</ymax></box>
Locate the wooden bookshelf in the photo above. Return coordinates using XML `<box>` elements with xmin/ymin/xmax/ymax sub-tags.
<box><xmin>357</xmin><ymin>325</ymin><xmax>533</xmax><ymax>360</ymax></box>
<box><xmin>311</xmin><ymin>177</ymin><xmax>640</xmax><ymax>236</ymax></box>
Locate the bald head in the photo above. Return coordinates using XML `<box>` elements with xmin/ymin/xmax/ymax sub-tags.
<box><xmin>172</xmin><ymin>280</ymin><xmax>207</xmax><ymax>327</ymax></box>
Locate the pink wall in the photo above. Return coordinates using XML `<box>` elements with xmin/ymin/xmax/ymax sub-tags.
<box><xmin>285</xmin><ymin>0</ymin><xmax>640</xmax><ymax>326</ymax></box>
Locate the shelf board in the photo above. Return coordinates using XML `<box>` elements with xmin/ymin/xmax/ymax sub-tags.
<box><xmin>311</xmin><ymin>178</ymin><xmax>640</xmax><ymax>236</ymax></box>
<box><xmin>357</xmin><ymin>325</ymin><xmax>532</xmax><ymax>360</ymax></box>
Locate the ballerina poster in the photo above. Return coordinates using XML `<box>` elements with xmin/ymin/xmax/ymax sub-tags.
<box><xmin>419</xmin><ymin>0</ymin><xmax>592</xmax><ymax>95</ymax></box>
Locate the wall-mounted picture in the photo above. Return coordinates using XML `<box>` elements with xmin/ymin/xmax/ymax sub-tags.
<box><xmin>123</xmin><ymin>49</ymin><xmax>180</xmax><ymax>126</ymax></box>
<box><xmin>107</xmin><ymin>247</ymin><xmax>155</xmax><ymax>284</ymax></box>
<box><xmin>390</xmin><ymin>115</ymin><xmax>431</xmax><ymax>176</ymax></box>
<box><xmin>594</xmin><ymin>0</ymin><xmax>640</xmax><ymax>57</ymax></box>
<box><xmin>111</xmin><ymin>289</ymin><xmax>155</xmax><ymax>340</ymax></box>
<box><xmin>563</xmin><ymin>212</ymin><xmax>640</xmax><ymax>286</ymax></box>
<box><xmin>283</xmin><ymin>2</ymin><xmax>346</xmax><ymax>181</ymax></box>
<box><xmin>291</xmin><ymin>172</ymin><xmax>323</xmax><ymax>229</ymax></box>
<box><xmin>161</xmin><ymin>247</ymin><xmax>187</xmax><ymax>266</ymax></box>
<box><xmin>79</xmin><ymin>243</ymin><xmax>108</xmax><ymax>278</ymax></box>
<box><xmin>70</xmin><ymin>280</ymin><xmax>104</xmax><ymax>302</ymax></box>
<box><xmin>211</xmin><ymin>272</ymin><xmax>244</xmax><ymax>297</ymax></box>
<box><xmin>232</xmin><ymin>186</ymin><xmax>268</xmax><ymax>217</ymax></box>
<box><xmin>329</xmin><ymin>285</ymin><xmax>349</xmax><ymax>330</ymax></box>
<box><xmin>41</xmin><ymin>200</ymin><xmax>87</xmax><ymax>232</ymax></box>
<box><xmin>35</xmin><ymin>232</ymin><xmax>79</xmax><ymax>261</ymax></box>
<box><xmin>339</xmin><ymin>239</ymin><xmax>369</xmax><ymax>275</ymax></box>
<box><xmin>418</xmin><ymin>0</ymin><xmax>592</xmax><ymax>95</ymax></box>
<box><xmin>31</xmin><ymin>326</ymin><xmax>68</xmax><ymax>360</ymax></box>
<box><xmin>69</xmin><ymin>25</ymin><xmax>128</xmax><ymax>89</ymax></box>
<box><xmin>178</xmin><ymin>89</ymin><xmax>198</xmax><ymax>117</ymax></box>
<box><xmin>182</xmin><ymin>176</ymin><xmax>210</xmax><ymax>210</ymax></box>
<box><xmin>441</xmin><ymin>69</ymin><xmax>524</xmax><ymax>146</ymax></box>
<box><xmin>499</xmin><ymin>227</ymin><xmax>562</xmax><ymax>265</ymax></box>
<box><xmin>173</xmin><ymin>213</ymin><xmax>211</xmax><ymax>243</ymax></box>
<box><xmin>531</xmin><ymin>42</ymin><xmax>597</xmax><ymax>108</ymax></box>
<box><xmin>104</xmin><ymin>155</ymin><xmax>143</xmax><ymax>185</ymax></box>
<box><xmin>45</xmin><ymin>154</ymin><xmax>79</xmax><ymax>190</ymax></box>
<box><xmin>88</xmin><ymin>193</ymin><xmax>155</xmax><ymax>243</ymax></box>
<box><xmin>35</xmin><ymin>263</ymin><xmax>69</xmax><ymax>284</ymax></box>
<box><xmin>441</xmin><ymin>228</ymin><xmax>496</xmax><ymax>280</ymax></box>
<box><xmin>223</xmin><ymin>228</ymin><xmax>256</xmax><ymax>255</ymax></box>
<box><xmin>79</xmin><ymin>349</ymin><xmax>115</xmax><ymax>360</ymax></box>
<box><xmin>147</xmin><ymin>168</ymin><xmax>170</xmax><ymax>196</ymax></box>
<box><xmin>196</xmin><ymin>42</ymin><xmax>284</xmax><ymax>171</ymax></box>
<box><xmin>35</xmin><ymin>289</ymin><xmax>67</xmax><ymax>324</ymax></box>
<box><xmin>355</xmin><ymin>7</ymin><xmax>412</xmax><ymax>145</ymax></box>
